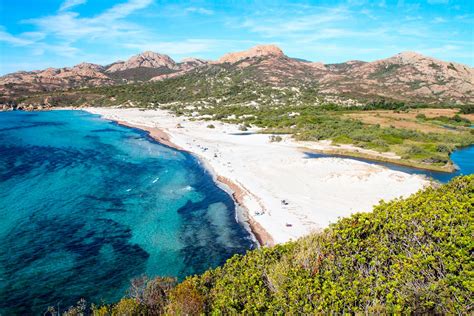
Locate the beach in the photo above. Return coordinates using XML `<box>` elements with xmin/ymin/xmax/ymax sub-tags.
<box><xmin>86</xmin><ymin>107</ymin><xmax>431</xmax><ymax>245</ymax></box>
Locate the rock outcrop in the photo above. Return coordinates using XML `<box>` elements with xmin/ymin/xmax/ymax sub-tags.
<box><xmin>105</xmin><ymin>51</ymin><xmax>177</xmax><ymax>72</ymax></box>
<box><xmin>217</xmin><ymin>45</ymin><xmax>284</xmax><ymax>64</ymax></box>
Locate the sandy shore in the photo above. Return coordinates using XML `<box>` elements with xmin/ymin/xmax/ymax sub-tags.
<box><xmin>86</xmin><ymin>107</ymin><xmax>431</xmax><ymax>245</ymax></box>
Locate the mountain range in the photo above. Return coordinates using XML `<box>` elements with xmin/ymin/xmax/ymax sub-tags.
<box><xmin>1</xmin><ymin>45</ymin><xmax>473</xmax><ymax>106</ymax></box>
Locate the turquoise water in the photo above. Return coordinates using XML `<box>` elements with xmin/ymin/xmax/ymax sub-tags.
<box><xmin>305</xmin><ymin>145</ymin><xmax>474</xmax><ymax>183</ymax></box>
<box><xmin>0</xmin><ymin>110</ymin><xmax>253</xmax><ymax>314</ymax></box>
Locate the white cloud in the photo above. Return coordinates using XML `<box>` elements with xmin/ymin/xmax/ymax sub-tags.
<box><xmin>241</xmin><ymin>8</ymin><xmax>349</xmax><ymax>38</ymax></box>
<box><xmin>0</xmin><ymin>0</ymin><xmax>154</xmax><ymax>62</ymax></box>
<box><xmin>98</xmin><ymin>0</ymin><xmax>153</xmax><ymax>21</ymax></box>
<box><xmin>185</xmin><ymin>7</ymin><xmax>214</xmax><ymax>15</ymax></box>
<box><xmin>59</xmin><ymin>0</ymin><xmax>87</xmax><ymax>11</ymax></box>
<box><xmin>24</xmin><ymin>0</ymin><xmax>153</xmax><ymax>42</ymax></box>
<box><xmin>433</xmin><ymin>17</ymin><xmax>447</xmax><ymax>23</ymax></box>
<box><xmin>0</xmin><ymin>29</ymin><xmax>35</xmax><ymax>46</ymax></box>
<box><xmin>427</xmin><ymin>0</ymin><xmax>449</xmax><ymax>4</ymax></box>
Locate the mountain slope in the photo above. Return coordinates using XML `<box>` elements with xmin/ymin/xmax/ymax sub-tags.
<box><xmin>1</xmin><ymin>45</ymin><xmax>472</xmax><ymax>107</ymax></box>
<box><xmin>321</xmin><ymin>52</ymin><xmax>474</xmax><ymax>104</ymax></box>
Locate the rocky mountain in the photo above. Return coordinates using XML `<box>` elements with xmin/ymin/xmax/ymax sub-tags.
<box><xmin>217</xmin><ymin>44</ymin><xmax>284</xmax><ymax>64</ymax></box>
<box><xmin>1</xmin><ymin>45</ymin><xmax>473</xmax><ymax>107</ymax></box>
<box><xmin>321</xmin><ymin>52</ymin><xmax>473</xmax><ymax>104</ymax></box>
<box><xmin>106</xmin><ymin>51</ymin><xmax>177</xmax><ymax>72</ymax></box>
<box><xmin>0</xmin><ymin>62</ymin><xmax>114</xmax><ymax>97</ymax></box>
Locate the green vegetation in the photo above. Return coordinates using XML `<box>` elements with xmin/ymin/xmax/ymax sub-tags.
<box><xmin>369</xmin><ymin>63</ymin><xmax>401</xmax><ymax>79</ymax></box>
<box><xmin>416</xmin><ymin>113</ymin><xmax>472</xmax><ymax>127</ymax></box>
<box><xmin>60</xmin><ymin>176</ymin><xmax>474</xmax><ymax>315</ymax></box>
<box><xmin>13</xmin><ymin>67</ymin><xmax>473</xmax><ymax>171</ymax></box>
<box><xmin>460</xmin><ymin>104</ymin><xmax>474</xmax><ymax>114</ymax></box>
<box><xmin>269</xmin><ymin>135</ymin><xmax>283</xmax><ymax>142</ymax></box>
<box><xmin>169</xmin><ymin>104</ymin><xmax>472</xmax><ymax>169</ymax></box>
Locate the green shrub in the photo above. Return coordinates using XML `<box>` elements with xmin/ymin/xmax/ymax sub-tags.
<box><xmin>90</xmin><ymin>176</ymin><xmax>473</xmax><ymax>314</ymax></box>
<box><xmin>459</xmin><ymin>104</ymin><xmax>474</xmax><ymax>114</ymax></box>
<box><xmin>111</xmin><ymin>298</ymin><xmax>144</xmax><ymax>315</ymax></box>
<box><xmin>269</xmin><ymin>135</ymin><xmax>283</xmax><ymax>142</ymax></box>
<box><xmin>332</xmin><ymin>135</ymin><xmax>353</xmax><ymax>144</ymax></box>
<box><xmin>436</xmin><ymin>144</ymin><xmax>452</xmax><ymax>153</ymax></box>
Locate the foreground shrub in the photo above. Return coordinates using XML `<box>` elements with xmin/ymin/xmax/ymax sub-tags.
<box><xmin>178</xmin><ymin>176</ymin><xmax>473</xmax><ymax>314</ymax></box>
<box><xmin>63</xmin><ymin>176</ymin><xmax>473</xmax><ymax>314</ymax></box>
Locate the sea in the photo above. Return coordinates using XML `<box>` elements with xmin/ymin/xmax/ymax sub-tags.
<box><xmin>0</xmin><ymin>110</ymin><xmax>254</xmax><ymax>314</ymax></box>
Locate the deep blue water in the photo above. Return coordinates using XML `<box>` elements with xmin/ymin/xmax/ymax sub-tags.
<box><xmin>0</xmin><ymin>110</ymin><xmax>253</xmax><ymax>314</ymax></box>
<box><xmin>305</xmin><ymin>145</ymin><xmax>474</xmax><ymax>183</ymax></box>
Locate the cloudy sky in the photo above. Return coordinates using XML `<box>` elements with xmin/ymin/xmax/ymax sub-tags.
<box><xmin>0</xmin><ymin>0</ymin><xmax>472</xmax><ymax>74</ymax></box>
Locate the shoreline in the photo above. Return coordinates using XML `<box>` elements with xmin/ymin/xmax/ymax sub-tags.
<box><xmin>300</xmin><ymin>147</ymin><xmax>456</xmax><ymax>173</ymax></box>
<box><xmin>114</xmin><ymin>120</ymin><xmax>184</xmax><ymax>150</ymax></box>
<box><xmin>113</xmin><ymin>117</ymin><xmax>274</xmax><ymax>247</ymax></box>
<box><xmin>83</xmin><ymin>107</ymin><xmax>432</xmax><ymax>245</ymax></box>
<box><xmin>2</xmin><ymin>108</ymin><xmax>461</xmax><ymax>173</ymax></box>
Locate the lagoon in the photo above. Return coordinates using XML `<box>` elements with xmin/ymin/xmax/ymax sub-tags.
<box><xmin>305</xmin><ymin>144</ymin><xmax>474</xmax><ymax>183</ymax></box>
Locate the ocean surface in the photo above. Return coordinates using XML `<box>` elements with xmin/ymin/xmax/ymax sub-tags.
<box><xmin>305</xmin><ymin>144</ymin><xmax>474</xmax><ymax>183</ymax></box>
<box><xmin>0</xmin><ymin>110</ymin><xmax>254</xmax><ymax>314</ymax></box>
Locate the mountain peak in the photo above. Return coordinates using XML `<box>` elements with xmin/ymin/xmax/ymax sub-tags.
<box><xmin>73</xmin><ymin>62</ymin><xmax>104</xmax><ymax>71</ymax></box>
<box><xmin>390</xmin><ymin>51</ymin><xmax>430</xmax><ymax>64</ymax></box>
<box><xmin>218</xmin><ymin>44</ymin><xmax>285</xmax><ymax>64</ymax></box>
<box><xmin>106</xmin><ymin>51</ymin><xmax>176</xmax><ymax>73</ymax></box>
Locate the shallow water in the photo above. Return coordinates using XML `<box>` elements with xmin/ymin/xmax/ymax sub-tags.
<box><xmin>305</xmin><ymin>145</ymin><xmax>474</xmax><ymax>183</ymax></box>
<box><xmin>0</xmin><ymin>110</ymin><xmax>253</xmax><ymax>314</ymax></box>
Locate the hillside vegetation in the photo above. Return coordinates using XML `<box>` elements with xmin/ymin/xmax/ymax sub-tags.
<box><xmin>59</xmin><ymin>176</ymin><xmax>473</xmax><ymax>315</ymax></box>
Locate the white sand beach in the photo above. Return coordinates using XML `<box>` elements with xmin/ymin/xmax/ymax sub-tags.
<box><xmin>86</xmin><ymin>108</ymin><xmax>431</xmax><ymax>245</ymax></box>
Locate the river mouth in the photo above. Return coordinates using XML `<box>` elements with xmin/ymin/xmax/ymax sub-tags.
<box><xmin>0</xmin><ymin>110</ymin><xmax>254</xmax><ymax>314</ymax></box>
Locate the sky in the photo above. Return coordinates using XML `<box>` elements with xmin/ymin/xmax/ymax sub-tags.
<box><xmin>0</xmin><ymin>0</ymin><xmax>472</xmax><ymax>74</ymax></box>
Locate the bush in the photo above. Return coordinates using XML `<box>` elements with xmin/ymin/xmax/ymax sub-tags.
<box><xmin>269</xmin><ymin>135</ymin><xmax>283</xmax><ymax>142</ymax></box>
<box><xmin>459</xmin><ymin>104</ymin><xmax>474</xmax><ymax>114</ymax></box>
<box><xmin>332</xmin><ymin>135</ymin><xmax>352</xmax><ymax>144</ymax></box>
<box><xmin>189</xmin><ymin>176</ymin><xmax>473</xmax><ymax>314</ymax></box>
<box><xmin>406</xmin><ymin>145</ymin><xmax>424</xmax><ymax>155</ymax></box>
<box><xmin>90</xmin><ymin>176</ymin><xmax>473</xmax><ymax>314</ymax></box>
<box><xmin>207</xmin><ymin>124</ymin><xmax>215</xmax><ymax>129</ymax></box>
<box><xmin>166</xmin><ymin>278</ymin><xmax>206</xmax><ymax>315</ymax></box>
<box><xmin>128</xmin><ymin>276</ymin><xmax>176</xmax><ymax>314</ymax></box>
<box><xmin>111</xmin><ymin>298</ymin><xmax>144</xmax><ymax>315</ymax></box>
<box><xmin>436</xmin><ymin>144</ymin><xmax>452</xmax><ymax>153</ymax></box>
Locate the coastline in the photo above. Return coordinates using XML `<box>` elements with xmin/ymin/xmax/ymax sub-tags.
<box><xmin>84</xmin><ymin>107</ymin><xmax>432</xmax><ymax>245</ymax></box>
<box><xmin>114</xmin><ymin>120</ymin><xmax>184</xmax><ymax>150</ymax></box>
<box><xmin>113</xmin><ymin>116</ymin><xmax>274</xmax><ymax>247</ymax></box>
<box><xmin>300</xmin><ymin>147</ymin><xmax>456</xmax><ymax>173</ymax></box>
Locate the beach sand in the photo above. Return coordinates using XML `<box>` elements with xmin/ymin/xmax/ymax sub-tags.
<box><xmin>86</xmin><ymin>107</ymin><xmax>431</xmax><ymax>245</ymax></box>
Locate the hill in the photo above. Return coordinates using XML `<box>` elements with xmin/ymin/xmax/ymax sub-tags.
<box><xmin>1</xmin><ymin>45</ymin><xmax>473</xmax><ymax>109</ymax></box>
<box><xmin>60</xmin><ymin>175</ymin><xmax>473</xmax><ymax>315</ymax></box>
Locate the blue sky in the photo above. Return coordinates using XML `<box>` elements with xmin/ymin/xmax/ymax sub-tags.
<box><xmin>0</xmin><ymin>0</ymin><xmax>472</xmax><ymax>74</ymax></box>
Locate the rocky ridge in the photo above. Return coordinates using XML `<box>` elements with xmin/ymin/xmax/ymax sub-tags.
<box><xmin>1</xmin><ymin>45</ymin><xmax>473</xmax><ymax>106</ymax></box>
